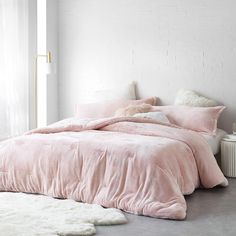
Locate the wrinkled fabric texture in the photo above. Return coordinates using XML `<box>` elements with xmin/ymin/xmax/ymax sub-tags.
<box><xmin>0</xmin><ymin>117</ymin><xmax>228</xmax><ymax>220</ymax></box>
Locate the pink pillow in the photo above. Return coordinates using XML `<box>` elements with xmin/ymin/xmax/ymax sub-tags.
<box><xmin>151</xmin><ymin>105</ymin><xmax>225</xmax><ymax>135</ymax></box>
<box><xmin>114</xmin><ymin>104</ymin><xmax>152</xmax><ymax>117</ymax></box>
<box><xmin>75</xmin><ymin>97</ymin><xmax>157</xmax><ymax>119</ymax></box>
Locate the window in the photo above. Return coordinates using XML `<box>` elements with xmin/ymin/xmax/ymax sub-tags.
<box><xmin>0</xmin><ymin>0</ymin><xmax>29</xmax><ymax>139</ymax></box>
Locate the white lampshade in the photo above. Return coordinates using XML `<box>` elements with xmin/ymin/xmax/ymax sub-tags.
<box><xmin>45</xmin><ymin>62</ymin><xmax>52</xmax><ymax>75</ymax></box>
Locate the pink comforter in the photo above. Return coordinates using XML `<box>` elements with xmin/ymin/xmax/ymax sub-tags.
<box><xmin>0</xmin><ymin>117</ymin><xmax>228</xmax><ymax>219</ymax></box>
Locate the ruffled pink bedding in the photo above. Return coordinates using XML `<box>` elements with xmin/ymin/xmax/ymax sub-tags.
<box><xmin>0</xmin><ymin>117</ymin><xmax>228</xmax><ymax>220</ymax></box>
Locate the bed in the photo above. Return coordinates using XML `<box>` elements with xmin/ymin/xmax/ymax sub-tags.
<box><xmin>0</xmin><ymin>116</ymin><xmax>228</xmax><ymax>220</ymax></box>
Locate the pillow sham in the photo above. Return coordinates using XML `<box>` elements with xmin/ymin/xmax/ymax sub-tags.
<box><xmin>151</xmin><ymin>105</ymin><xmax>225</xmax><ymax>135</ymax></box>
<box><xmin>92</xmin><ymin>82</ymin><xmax>136</xmax><ymax>102</ymax></box>
<box><xmin>174</xmin><ymin>89</ymin><xmax>218</xmax><ymax>107</ymax></box>
<box><xmin>75</xmin><ymin>97</ymin><xmax>157</xmax><ymax>119</ymax></box>
<box><xmin>134</xmin><ymin>112</ymin><xmax>170</xmax><ymax>124</ymax></box>
<box><xmin>79</xmin><ymin>82</ymin><xmax>136</xmax><ymax>103</ymax></box>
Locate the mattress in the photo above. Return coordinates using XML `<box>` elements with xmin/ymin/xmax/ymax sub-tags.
<box><xmin>201</xmin><ymin>129</ymin><xmax>227</xmax><ymax>155</ymax></box>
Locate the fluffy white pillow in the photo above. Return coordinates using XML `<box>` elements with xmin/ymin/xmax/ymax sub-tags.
<box><xmin>134</xmin><ymin>112</ymin><xmax>170</xmax><ymax>124</ymax></box>
<box><xmin>174</xmin><ymin>89</ymin><xmax>218</xmax><ymax>107</ymax></box>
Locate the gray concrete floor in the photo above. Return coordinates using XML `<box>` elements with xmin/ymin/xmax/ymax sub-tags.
<box><xmin>96</xmin><ymin>178</ymin><xmax>236</xmax><ymax>236</ymax></box>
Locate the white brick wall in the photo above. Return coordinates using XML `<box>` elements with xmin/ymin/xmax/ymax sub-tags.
<box><xmin>58</xmin><ymin>0</ymin><xmax>236</xmax><ymax>132</ymax></box>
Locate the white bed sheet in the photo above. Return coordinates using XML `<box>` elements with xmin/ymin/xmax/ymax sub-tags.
<box><xmin>201</xmin><ymin>129</ymin><xmax>227</xmax><ymax>155</ymax></box>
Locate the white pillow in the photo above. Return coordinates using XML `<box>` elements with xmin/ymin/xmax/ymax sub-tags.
<box><xmin>79</xmin><ymin>82</ymin><xmax>136</xmax><ymax>103</ymax></box>
<box><xmin>174</xmin><ymin>89</ymin><xmax>218</xmax><ymax>107</ymax></box>
<box><xmin>134</xmin><ymin>112</ymin><xmax>170</xmax><ymax>124</ymax></box>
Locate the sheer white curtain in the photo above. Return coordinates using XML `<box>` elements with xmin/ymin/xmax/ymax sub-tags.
<box><xmin>0</xmin><ymin>0</ymin><xmax>29</xmax><ymax>140</ymax></box>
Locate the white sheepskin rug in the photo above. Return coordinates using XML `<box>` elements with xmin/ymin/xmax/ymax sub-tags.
<box><xmin>0</xmin><ymin>192</ymin><xmax>127</xmax><ymax>236</ymax></box>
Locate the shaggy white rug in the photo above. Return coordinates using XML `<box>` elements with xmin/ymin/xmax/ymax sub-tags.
<box><xmin>0</xmin><ymin>192</ymin><xmax>127</xmax><ymax>236</ymax></box>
